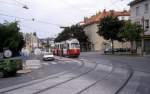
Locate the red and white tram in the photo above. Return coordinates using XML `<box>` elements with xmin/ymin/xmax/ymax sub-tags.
<box><xmin>53</xmin><ymin>38</ymin><xmax>80</xmax><ymax>57</ymax></box>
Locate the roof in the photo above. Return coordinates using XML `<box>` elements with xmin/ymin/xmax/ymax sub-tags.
<box><xmin>82</xmin><ymin>9</ymin><xmax>130</xmax><ymax>26</ymax></box>
<box><xmin>129</xmin><ymin>0</ymin><xmax>147</xmax><ymax>6</ymax></box>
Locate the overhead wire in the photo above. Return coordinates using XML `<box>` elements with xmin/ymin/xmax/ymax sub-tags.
<box><xmin>0</xmin><ymin>13</ymin><xmax>63</xmax><ymax>27</ymax></box>
<box><xmin>0</xmin><ymin>0</ymin><xmax>129</xmax><ymax>27</ymax></box>
<box><xmin>13</xmin><ymin>0</ymin><xmax>25</xmax><ymax>5</ymax></box>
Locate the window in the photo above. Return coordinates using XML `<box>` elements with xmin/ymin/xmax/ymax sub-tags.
<box><xmin>136</xmin><ymin>6</ymin><xmax>140</xmax><ymax>16</ymax></box>
<box><xmin>145</xmin><ymin>19</ymin><xmax>149</xmax><ymax>30</ymax></box>
<box><xmin>71</xmin><ymin>43</ymin><xmax>80</xmax><ymax>48</ymax></box>
<box><xmin>144</xmin><ymin>4</ymin><xmax>149</xmax><ymax>13</ymax></box>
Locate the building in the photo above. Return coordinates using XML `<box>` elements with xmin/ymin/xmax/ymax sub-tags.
<box><xmin>129</xmin><ymin>0</ymin><xmax>150</xmax><ymax>54</ymax></box>
<box><xmin>39</xmin><ymin>38</ymin><xmax>55</xmax><ymax>52</ymax></box>
<box><xmin>81</xmin><ymin>9</ymin><xmax>130</xmax><ymax>51</ymax></box>
<box><xmin>23</xmin><ymin>32</ymin><xmax>39</xmax><ymax>52</ymax></box>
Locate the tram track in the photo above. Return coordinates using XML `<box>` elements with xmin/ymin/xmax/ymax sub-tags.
<box><xmin>77</xmin><ymin>59</ymin><xmax>133</xmax><ymax>94</ymax></box>
<box><xmin>38</xmin><ymin>62</ymin><xmax>114</xmax><ymax>94</ymax></box>
<box><xmin>76</xmin><ymin>64</ymin><xmax>115</xmax><ymax>94</ymax></box>
<box><xmin>0</xmin><ymin>59</ymin><xmax>97</xmax><ymax>94</ymax></box>
<box><xmin>0</xmin><ymin>59</ymin><xmax>84</xmax><ymax>94</ymax></box>
<box><xmin>0</xmin><ymin>57</ymin><xmax>133</xmax><ymax>94</ymax></box>
<box><xmin>33</xmin><ymin>61</ymin><xmax>97</xmax><ymax>94</ymax></box>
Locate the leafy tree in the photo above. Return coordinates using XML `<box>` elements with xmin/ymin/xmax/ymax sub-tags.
<box><xmin>0</xmin><ymin>21</ymin><xmax>25</xmax><ymax>56</ymax></box>
<box><xmin>55</xmin><ymin>27</ymin><xmax>71</xmax><ymax>42</ymax></box>
<box><xmin>55</xmin><ymin>25</ymin><xmax>89</xmax><ymax>44</ymax></box>
<box><xmin>97</xmin><ymin>15</ymin><xmax>123</xmax><ymax>53</ymax></box>
<box><xmin>119</xmin><ymin>21</ymin><xmax>143</xmax><ymax>52</ymax></box>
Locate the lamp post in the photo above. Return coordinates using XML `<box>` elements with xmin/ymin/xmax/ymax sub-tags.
<box><xmin>22</xmin><ymin>5</ymin><xmax>29</xmax><ymax>9</ymax></box>
<box><xmin>141</xmin><ymin>16</ymin><xmax>145</xmax><ymax>56</ymax></box>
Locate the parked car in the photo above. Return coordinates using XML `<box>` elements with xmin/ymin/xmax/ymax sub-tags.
<box><xmin>104</xmin><ymin>48</ymin><xmax>119</xmax><ymax>54</ymax></box>
<box><xmin>43</xmin><ymin>52</ymin><xmax>54</xmax><ymax>61</ymax></box>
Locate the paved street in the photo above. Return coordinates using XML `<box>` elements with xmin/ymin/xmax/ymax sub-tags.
<box><xmin>80</xmin><ymin>52</ymin><xmax>150</xmax><ymax>94</ymax></box>
<box><xmin>0</xmin><ymin>52</ymin><xmax>150</xmax><ymax>94</ymax></box>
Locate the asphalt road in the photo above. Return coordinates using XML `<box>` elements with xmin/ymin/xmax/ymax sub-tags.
<box><xmin>80</xmin><ymin>52</ymin><xmax>150</xmax><ymax>94</ymax></box>
<box><xmin>0</xmin><ymin>52</ymin><xmax>150</xmax><ymax>94</ymax></box>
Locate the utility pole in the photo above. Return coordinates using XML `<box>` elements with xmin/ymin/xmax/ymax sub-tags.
<box><xmin>141</xmin><ymin>17</ymin><xmax>145</xmax><ymax>56</ymax></box>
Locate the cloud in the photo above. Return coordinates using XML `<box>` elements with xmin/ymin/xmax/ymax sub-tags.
<box><xmin>0</xmin><ymin>0</ymin><xmax>131</xmax><ymax>38</ymax></box>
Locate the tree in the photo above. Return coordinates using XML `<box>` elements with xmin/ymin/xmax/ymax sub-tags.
<box><xmin>55</xmin><ymin>27</ymin><xmax>71</xmax><ymax>42</ymax></box>
<box><xmin>0</xmin><ymin>21</ymin><xmax>25</xmax><ymax>56</ymax></box>
<box><xmin>55</xmin><ymin>25</ymin><xmax>89</xmax><ymax>44</ymax></box>
<box><xmin>97</xmin><ymin>15</ymin><xmax>123</xmax><ymax>53</ymax></box>
<box><xmin>119</xmin><ymin>21</ymin><xmax>143</xmax><ymax>53</ymax></box>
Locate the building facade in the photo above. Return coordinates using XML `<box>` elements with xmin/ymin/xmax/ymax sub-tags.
<box><xmin>23</xmin><ymin>32</ymin><xmax>39</xmax><ymax>52</ymax></box>
<box><xmin>82</xmin><ymin>10</ymin><xmax>130</xmax><ymax>51</ymax></box>
<box><xmin>129</xmin><ymin>0</ymin><xmax>150</xmax><ymax>54</ymax></box>
<box><xmin>39</xmin><ymin>38</ymin><xmax>55</xmax><ymax>52</ymax></box>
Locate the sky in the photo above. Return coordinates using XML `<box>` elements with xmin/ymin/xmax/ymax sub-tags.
<box><xmin>0</xmin><ymin>0</ymin><xmax>132</xmax><ymax>38</ymax></box>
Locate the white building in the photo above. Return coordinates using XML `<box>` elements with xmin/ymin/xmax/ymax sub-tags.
<box><xmin>23</xmin><ymin>32</ymin><xmax>39</xmax><ymax>52</ymax></box>
<box><xmin>129</xmin><ymin>0</ymin><xmax>150</xmax><ymax>54</ymax></box>
<box><xmin>82</xmin><ymin>10</ymin><xmax>130</xmax><ymax>51</ymax></box>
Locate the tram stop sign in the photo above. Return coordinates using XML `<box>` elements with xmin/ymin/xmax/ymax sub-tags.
<box><xmin>4</xmin><ymin>50</ymin><xmax>12</xmax><ymax>58</ymax></box>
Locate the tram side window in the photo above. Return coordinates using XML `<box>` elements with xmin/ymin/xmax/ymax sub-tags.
<box><xmin>63</xmin><ymin>44</ymin><xmax>68</xmax><ymax>49</ymax></box>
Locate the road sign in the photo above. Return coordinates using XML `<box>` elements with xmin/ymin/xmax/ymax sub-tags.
<box><xmin>4</xmin><ymin>50</ymin><xmax>12</xmax><ymax>58</ymax></box>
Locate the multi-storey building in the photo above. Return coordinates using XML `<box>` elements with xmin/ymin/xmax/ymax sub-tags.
<box><xmin>129</xmin><ymin>0</ymin><xmax>150</xmax><ymax>54</ymax></box>
<box><xmin>81</xmin><ymin>9</ymin><xmax>130</xmax><ymax>51</ymax></box>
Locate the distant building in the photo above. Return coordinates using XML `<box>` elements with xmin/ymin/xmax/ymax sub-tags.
<box><xmin>23</xmin><ymin>32</ymin><xmax>39</xmax><ymax>52</ymax></box>
<box><xmin>81</xmin><ymin>9</ymin><xmax>130</xmax><ymax>51</ymax></box>
<box><xmin>39</xmin><ymin>38</ymin><xmax>55</xmax><ymax>52</ymax></box>
<box><xmin>129</xmin><ymin>0</ymin><xmax>150</xmax><ymax>54</ymax></box>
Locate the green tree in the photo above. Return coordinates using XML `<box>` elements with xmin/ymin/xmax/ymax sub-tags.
<box><xmin>97</xmin><ymin>15</ymin><xmax>123</xmax><ymax>53</ymax></box>
<box><xmin>119</xmin><ymin>21</ymin><xmax>143</xmax><ymax>53</ymax></box>
<box><xmin>55</xmin><ymin>25</ymin><xmax>89</xmax><ymax>44</ymax></box>
<box><xmin>0</xmin><ymin>21</ymin><xmax>25</xmax><ymax>56</ymax></box>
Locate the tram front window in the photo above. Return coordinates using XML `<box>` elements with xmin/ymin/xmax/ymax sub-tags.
<box><xmin>71</xmin><ymin>43</ymin><xmax>80</xmax><ymax>48</ymax></box>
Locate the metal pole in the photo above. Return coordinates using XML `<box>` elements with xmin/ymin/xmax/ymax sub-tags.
<box><xmin>141</xmin><ymin>17</ymin><xmax>145</xmax><ymax>56</ymax></box>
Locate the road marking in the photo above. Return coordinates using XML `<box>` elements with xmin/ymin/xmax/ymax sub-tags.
<box><xmin>51</xmin><ymin>62</ymin><xmax>57</xmax><ymax>64</ymax></box>
<box><xmin>25</xmin><ymin>60</ymin><xmax>42</xmax><ymax>69</ymax></box>
<box><xmin>42</xmin><ymin>63</ymin><xmax>50</xmax><ymax>66</ymax></box>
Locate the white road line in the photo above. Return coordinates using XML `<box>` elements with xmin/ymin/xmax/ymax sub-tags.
<box><xmin>42</xmin><ymin>63</ymin><xmax>50</xmax><ymax>66</ymax></box>
<box><xmin>51</xmin><ymin>62</ymin><xmax>57</xmax><ymax>64</ymax></box>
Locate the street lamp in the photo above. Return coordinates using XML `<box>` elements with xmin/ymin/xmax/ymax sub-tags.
<box><xmin>22</xmin><ymin>5</ymin><xmax>29</xmax><ymax>9</ymax></box>
<box><xmin>141</xmin><ymin>16</ymin><xmax>145</xmax><ymax>56</ymax></box>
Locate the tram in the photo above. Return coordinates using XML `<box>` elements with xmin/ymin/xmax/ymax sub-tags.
<box><xmin>53</xmin><ymin>38</ymin><xmax>80</xmax><ymax>57</ymax></box>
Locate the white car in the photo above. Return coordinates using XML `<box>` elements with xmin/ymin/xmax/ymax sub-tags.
<box><xmin>43</xmin><ymin>52</ymin><xmax>55</xmax><ymax>61</ymax></box>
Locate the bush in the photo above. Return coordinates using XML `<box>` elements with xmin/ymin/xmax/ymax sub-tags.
<box><xmin>0</xmin><ymin>58</ymin><xmax>22</xmax><ymax>77</ymax></box>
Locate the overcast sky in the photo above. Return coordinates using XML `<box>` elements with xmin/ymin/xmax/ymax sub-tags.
<box><xmin>0</xmin><ymin>0</ymin><xmax>132</xmax><ymax>38</ymax></box>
